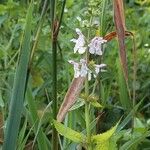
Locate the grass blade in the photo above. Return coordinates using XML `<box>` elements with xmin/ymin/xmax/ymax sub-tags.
<box><xmin>3</xmin><ymin>3</ymin><xmax>33</xmax><ymax>150</ymax></box>
<box><xmin>120</xmin><ymin>131</ymin><xmax>150</xmax><ymax>150</ymax></box>
<box><xmin>117</xmin><ymin>60</ymin><xmax>132</xmax><ymax>110</ymax></box>
<box><xmin>26</xmin><ymin>87</ymin><xmax>49</xmax><ymax>150</ymax></box>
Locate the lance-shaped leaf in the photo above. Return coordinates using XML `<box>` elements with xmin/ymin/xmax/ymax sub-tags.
<box><xmin>53</xmin><ymin>120</ymin><xmax>86</xmax><ymax>143</ymax></box>
<box><xmin>104</xmin><ymin>31</ymin><xmax>133</xmax><ymax>42</ymax></box>
<box><xmin>92</xmin><ymin>122</ymin><xmax>119</xmax><ymax>150</ymax></box>
<box><xmin>92</xmin><ymin>122</ymin><xmax>118</xmax><ymax>143</ymax></box>
<box><xmin>3</xmin><ymin>3</ymin><xmax>33</xmax><ymax>150</ymax></box>
<box><xmin>113</xmin><ymin>0</ymin><xmax>128</xmax><ymax>81</ymax></box>
<box><xmin>57</xmin><ymin>77</ymin><xmax>85</xmax><ymax>122</ymax></box>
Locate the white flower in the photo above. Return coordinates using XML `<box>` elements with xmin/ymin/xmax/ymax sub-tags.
<box><xmin>88</xmin><ymin>69</ymin><xmax>92</xmax><ymax>81</ymax></box>
<box><xmin>68</xmin><ymin>60</ymin><xmax>80</xmax><ymax>78</ymax></box>
<box><xmin>69</xmin><ymin>59</ymin><xmax>107</xmax><ymax>80</ymax></box>
<box><xmin>94</xmin><ymin>64</ymin><xmax>107</xmax><ymax>78</ymax></box>
<box><xmin>68</xmin><ymin>59</ymin><xmax>90</xmax><ymax>79</ymax></box>
<box><xmin>70</xmin><ymin>28</ymin><xmax>86</xmax><ymax>54</ymax></box>
<box><xmin>80</xmin><ymin>59</ymin><xmax>88</xmax><ymax>77</ymax></box>
<box><xmin>88</xmin><ymin>36</ymin><xmax>107</xmax><ymax>55</ymax></box>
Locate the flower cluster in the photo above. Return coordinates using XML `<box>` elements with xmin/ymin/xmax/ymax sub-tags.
<box><xmin>88</xmin><ymin>37</ymin><xmax>107</xmax><ymax>55</ymax></box>
<box><xmin>69</xmin><ymin>28</ymin><xmax>107</xmax><ymax>80</ymax></box>
<box><xmin>68</xmin><ymin>59</ymin><xmax>106</xmax><ymax>80</ymax></box>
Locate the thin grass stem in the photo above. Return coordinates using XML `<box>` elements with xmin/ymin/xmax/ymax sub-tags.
<box><xmin>50</xmin><ymin>0</ymin><xmax>58</xmax><ymax>149</ymax></box>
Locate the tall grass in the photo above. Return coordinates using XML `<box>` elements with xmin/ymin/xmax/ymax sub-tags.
<box><xmin>3</xmin><ymin>3</ymin><xmax>33</xmax><ymax>150</ymax></box>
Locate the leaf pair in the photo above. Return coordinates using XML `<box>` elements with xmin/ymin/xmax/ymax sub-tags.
<box><xmin>53</xmin><ymin>120</ymin><xmax>119</xmax><ymax>150</ymax></box>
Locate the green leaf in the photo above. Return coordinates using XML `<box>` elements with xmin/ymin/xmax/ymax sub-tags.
<box><xmin>53</xmin><ymin>120</ymin><xmax>86</xmax><ymax>143</ymax></box>
<box><xmin>66</xmin><ymin>0</ymin><xmax>74</xmax><ymax>8</ymax></box>
<box><xmin>26</xmin><ymin>87</ymin><xmax>49</xmax><ymax>150</ymax></box>
<box><xmin>117</xmin><ymin>60</ymin><xmax>132</xmax><ymax>110</ymax></box>
<box><xmin>0</xmin><ymin>5</ymin><xmax>7</xmax><ymax>14</ymax></box>
<box><xmin>92</xmin><ymin>122</ymin><xmax>119</xmax><ymax>150</ymax></box>
<box><xmin>117</xmin><ymin>98</ymin><xmax>144</xmax><ymax>132</ymax></box>
<box><xmin>69</xmin><ymin>98</ymin><xmax>85</xmax><ymax>111</ymax></box>
<box><xmin>95</xmin><ymin>138</ymin><xmax>117</xmax><ymax>150</ymax></box>
<box><xmin>90</xmin><ymin>100</ymin><xmax>103</xmax><ymax>108</ymax></box>
<box><xmin>120</xmin><ymin>130</ymin><xmax>150</xmax><ymax>150</ymax></box>
<box><xmin>31</xmin><ymin>69</ymin><xmax>44</xmax><ymax>88</ymax></box>
<box><xmin>17</xmin><ymin>118</ymin><xmax>28</xmax><ymax>150</ymax></box>
<box><xmin>3</xmin><ymin>3</ymin><xmax>33</xmax><ymax>150</ymax></box>
<box><xmin>92</xmin><ymin>122</ymin><xmax>118</xmax><ymax>143</ymax></box>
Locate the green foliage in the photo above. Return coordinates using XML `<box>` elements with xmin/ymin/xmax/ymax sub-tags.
<box><xmin>53</xmin><ymin>120</ymin><xmax>86</xmax><ymax>144</ymax></box>
<box><xmin>90</xmin><ymin>100</ymin><xmax>103</xmax><ymax>108</ymax></box>
<box><xmin>0</xmin><ymin>0</ymin><xmax>150</xmax><ymax>149</ymax></box>
<box><xmin>117</xmin><ymin>60</ymin><xmax>132</xmax><ymax>110</ymax></box>
<box><xmin>3</xmin><ymin>3</ymin><xmax>33</xmax><ymax>150</ymax></box>
<box><xmin>26</xmin><ymin>87</ymin><xmax>49</xmax><ymax>150</ymax></box>
<box><xmin>92</xmin><ymin>122</ymin><xmax>118</xmax><ymax>150</ymax></box>
<box><xmin>120</xmin><ymin>130</ymin><xmax>150</xmax><ymax>150</ymax></box>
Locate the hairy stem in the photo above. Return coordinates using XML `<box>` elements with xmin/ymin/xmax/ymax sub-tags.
<box><xmin>84</xmin><ymin>16</ymin><xmax>93</xmax><ymax>150</ymax></box>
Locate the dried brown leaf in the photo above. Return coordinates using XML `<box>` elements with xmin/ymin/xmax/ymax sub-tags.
<box><xmin>113</xmin><ymin>0</ymin><xmax>128</xmax><ymax>80</ymax></box>
<box><xmin>57</xmin><ymin>77</ymin><xmax>85</xmax><ymax>122</ymax></box>
<box><xmin>104</xmin><ymin>31</ymin><xmax>133</xmax><ymax>42</ymax></box>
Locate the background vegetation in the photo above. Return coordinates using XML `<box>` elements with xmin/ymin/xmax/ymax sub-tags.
<box><xmin>0</xmin><ymin>0</ymin><xmax>150</xmax><ymax>149</ymax></box>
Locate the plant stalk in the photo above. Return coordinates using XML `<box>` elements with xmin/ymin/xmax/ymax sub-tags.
<box><xmin>52</xmin><ymin>39</ymin><xmax>58</xmax><ymax>150</ymax></box>
<box><xmin>50</xmin><ymin>0</ymin><xmax>58</xmax><ymax>149</ymax></box>
<box><xmin>50</xmin><ymin>0</ymin><xmax>67</xmax><ymax>149</ymax></box>
<box><xmin>84</xmin><ymin>17</ymin><xmax>92</xmax><ymax>149</ymax></box>
<box><xmin>85</xmin><ymin>101</ymin><xmax>92</xmax><ymax>150</ymax></box>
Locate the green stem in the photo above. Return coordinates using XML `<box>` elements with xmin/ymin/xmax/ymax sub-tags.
<box><xmin>50</xmin><ymin>0</ymin><xmax>66</xmax><ymax>149</ymax></box>
<box><xmin>85</xmin><ymin>101</ymin><xmax>92</xmax><ymax>150</ymax></box>
<box><xmin>132</xmin><ymin>34</ymin><xmax>137</xmax><ymax>128</ymax></box>
<box><xmin>29</xmin><ymin>0</ymin><xmax>48</xmax><ymax>67</ymax></box>
<box><xmin>52</xmin><ymin>40</ymin><xmax>58</xmax><ymax>150</ymax></box>
<box><xmin>84</xmin><ymin>16</ymin><xmax>93</xmax><ymax>150</ymax></box>
<box><xmin>57</xmin><ymin>0</ymin><xmax>66</xmax><ymax>32</ymax></box>
<box><xmin>85</xmin><ymin>71</ymin><xmax>91</xmax><ymax>149</ymax></box>
<box><xmin>50</xmin><ymin>0</ymin><xmax>58</xmax><ymax>149</ymax></box>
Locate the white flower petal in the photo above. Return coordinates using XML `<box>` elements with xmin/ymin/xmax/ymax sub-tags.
<box><xmin>94</xmin><ymin>64</ymin><xmax>107</xmax><ymax>75</ymax></box>
<box><xmin>71</xmin><ymin>28</ymin><xmax>86</xmax><ymax>54</ymax></box>
<box><xmin>89</xmin><ymin>46</ymin><xmax>95</xmax><ymax>54</ymax></box>
<box><xmin>88</xmin><ymin>36</ymin><xmax>107</xmax><ymax>55</ymax></box>
<box><xmin>68</xmin><ymin>60</ymin><xmax>75</xmax><ymax>64</ymax></box>
<box><xmin>78</xmin><ymin>47</ymin><xmax>86</xmax><ymax>54</ymax></box>
<box><xmin>95</xmin><ymin>48</ymin><xmax>103</xmax><ymax>55</ymax></box>
<box><xmin>80</xmin><ymin>59</ymin><xmax>88</xmax><ymax>77</ymax></box>
<box><xmin>70</xmin><ymin>39</ymin><xmax>77</xmax><ymax>43</ymax></box>
<box><xmin>95</xmin><ymin>67</ymin><xmax>100</xmax><ymax>74</ymax></box>
<box><xmin>76</xmin><ymin>28</ymin><xmax>82</xmax><ymax>34</ymax></box>
<box><xmin>74</xmin><ymin>69</ymin><xmax>80</xmax><ymax>78</ymax></box>
<box><xmin>68</xmin><ymin>60</ymin><xmax>80</xmax><ymax>78</ymax></box>
<box><xmin>97</xmin><ymin>64</ymin><xmax>107</xmax><ymax>68</ymax></box>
